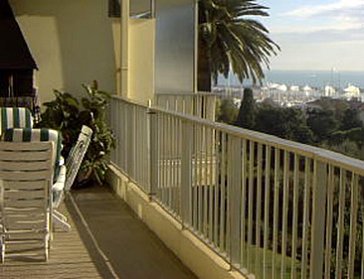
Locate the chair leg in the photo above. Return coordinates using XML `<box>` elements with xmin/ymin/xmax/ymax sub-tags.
<box><xmin>0</xmin><ymin>235</ymin><xmax>4</xmax><ymax>263</ymax></box>
<box><xmin>53</xmin><ymin>210</ymin><xmax>68</xmax><ymax>222</ymax></box>
<box><xmin>52</xmin><ymin>213</ymin><xmax>71</xmax><ymax>232</ymax></box>
<box><xmin>44</xmin><ymin>233</ymin><xmax>49</xmax><ymax>261</ymax></box>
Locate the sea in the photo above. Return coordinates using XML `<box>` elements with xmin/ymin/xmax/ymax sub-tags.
<box><xmin>217</xmin><ymin>70</ymin><xmax>364</xmax><ymax>89</ymax></box>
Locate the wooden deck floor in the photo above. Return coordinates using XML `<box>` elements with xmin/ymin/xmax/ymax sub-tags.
<box><xmin>0</xmin><ymin>186</ymin><xmax>197</xmax><ymax>279</ymax></box>
<box><xmin>0</xmin><ymin>201</ymin><xmax>116</xmax><ymax>279</ymax></box>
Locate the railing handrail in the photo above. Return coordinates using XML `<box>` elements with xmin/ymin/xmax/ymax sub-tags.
<box><xmin>155</xmin><ymin>91</ymin><xmax>219</xmax><ymax>97</ymax></box>
<box><xmin>111</xmin><ymin>95</ymin><xmax>364</xmax><ymax>175</ymax></box>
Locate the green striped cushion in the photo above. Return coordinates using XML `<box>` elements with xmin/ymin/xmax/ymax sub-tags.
<box><xmin>3</xmin><ymin>128</ymin><xmax>63</xmax><ymax>181</ymax></box>
<box><xmin>0</xmin><ymin>107</ymin><xmax>33</xmax><ymax>135</ymax></box>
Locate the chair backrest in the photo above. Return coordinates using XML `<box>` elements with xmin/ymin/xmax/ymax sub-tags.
<box><xmin>0</xmin><ymin>141</ymin><xmax>53</xmax><ymax>259</ymax></box>
<box><xmin>65</xmin><ymin>125</ymin><xmax>93</xmax><ymax>191</ymax></box>
<box><xmin>0</xmin><ymin>107</ymin><xmax>33</xmax><ymax>135</ymax></box>
<box><xmin>3</xmin><ymin>128</ymin><xmax>62</xmax><ymax>180</ymax></box>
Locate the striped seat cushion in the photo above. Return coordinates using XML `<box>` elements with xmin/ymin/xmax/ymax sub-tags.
<box><xmin>3</xmin><ymin>128</ymin><xmax>63</xmax><ymax>181</ymax></box>
<box><xmin>0</xmin><ymin>107</ymin><xmax>33</xmax><ymax>135</ymax></box>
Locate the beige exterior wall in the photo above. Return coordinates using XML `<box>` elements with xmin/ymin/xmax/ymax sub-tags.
<box><xmin>128</xmin><ymin>18</ymin><xmax>155</xmax><ymax>104</ymax></box>
<box><xmin>9</xmin><ymin>0</ymin><xmax>119</xmax><ymax>105</ymax></box>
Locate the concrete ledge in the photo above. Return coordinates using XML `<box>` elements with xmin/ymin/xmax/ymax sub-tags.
<box><xmin>107</xmin><ymin>164</ymin><xmax>246</xmax><ymax>279</ymax></box>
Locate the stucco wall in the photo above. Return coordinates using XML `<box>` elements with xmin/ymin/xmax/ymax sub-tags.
<box><xmin>128</xmin><ymin>18</ymin><xmax>155</xmax><ymax>104</ymax></box>
<box><xmin>9</xmin><ymin>0</ymin><xmax>119</xmax><ymax>105</ymax></box>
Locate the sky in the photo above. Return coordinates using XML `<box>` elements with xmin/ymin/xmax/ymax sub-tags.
<box><xmin>259</xmin><ymin>0</ymin><xmax>364</xmax><ymax>71</ymax></box>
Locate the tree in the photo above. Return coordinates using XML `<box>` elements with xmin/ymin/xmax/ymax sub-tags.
<box><xmin>216</xmin><ymin>98</ymin><xmax>238</xmax><ymax>124</ymax></box>
<box><xmin>254</xmin><ymin>105</ymin><xmax>313</xmax><ymax>144</ymax></box>
<box><xmin>340</xmin><ymin>108</ymin><xmax>362</xmax><ymax>131</ymax></box>
<box><xmin>307</xmin><ymin>109</ymin><xmax>338</xmax><ymax>143</ymax></box>
<box><xmin>235</xmin><ymin>88</ymin><xmax>255</xmax><ymax>129</ymax></box>
<box><xmin>198</xmin><ymin>0</ymin><xmax>280</xmax><ymax>91</ymax></box>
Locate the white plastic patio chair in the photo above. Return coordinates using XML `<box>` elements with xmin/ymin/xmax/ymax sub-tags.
<box><xmin>2</xmin><ymin>126</ymin><xmax>93</xmax><ymax>232</ymax></box>
<box><xmin>52</xmin><ymin>125</ymin><xmax>93</xmax><ymax>231</ymax></box>
<box><xmin>0</xmin><ymin>107</ymin><xmax>33</xmax><ymax>132</ymax></box>
<box><xmin>0</xmin><ymin>141</ymin><xmax>54</xmax><ymax>262</ymax></box>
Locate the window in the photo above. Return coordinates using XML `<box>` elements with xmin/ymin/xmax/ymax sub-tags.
<box><xmin>108</xmin><ymin>0</ymin><xmax>120</xmax><ymax>18</ymax></box>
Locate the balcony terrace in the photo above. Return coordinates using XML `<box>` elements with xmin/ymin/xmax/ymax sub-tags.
<box><xmin>4</xmin><ymin>0</ymin><xmax>363</xmax><ymax>277</ymax></box>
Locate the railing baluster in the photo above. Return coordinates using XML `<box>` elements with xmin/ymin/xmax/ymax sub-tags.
<box><xmin>177</xmin><ymin>119</ymin><xmax>182</xmax><ymax>215</ymax></box>
<box><xmin>291</xmin><ymin>154</ymin><xmax>299</xmax><ymax>279</ymax></box>
<box><xmin>132</xmin><ymin>106</ymin><xmax>137</xmax><ymax>178</ymax></box>
<box><xmin>241</xmin><ymin>139</ymin><xmax>247</xmax><ymax>267</ymax></box>
<box><xmin>125</xmin><ymin>104</ymin><xmax>129</xmax><ymax>170</ymax></box>
<box><xmin>219</xmin><ymin>133</ymin><xmax>227</xmax><ymax>252</ymax></box>
<box><xmin>157</xmin><ymin>113</ymin><xmax>162</xmax><ymax>198</ymax></box>
<box><xmin>281</xmin><ymin>151</ymin><xmax>289</xmax><ymax>278</ymax></box>
<box><xmin>255</xmin><ymin>143</ymin><xmax>263</xmax><ymax>249</ymax></box>
<box><xmin>301</xmin><ymin>158</ymin><xmax>311</xmax><ymax>279</ymax></box>
<box><xmin>228</xmin><ymin>136</ymin><xmax>242</xmax><ymax>269</ymax></box>
<box><xmin>348</xmin><ymin>173</ymin><xmax>359</xmax><ymax>278</ymax></box>
<box><xmin>161</xmin><ymin>113</ymin><xmax>165</xmax><ymax>204</ymax></box>
<box><xmin>167</xmin><ymin>115</ymin><xmax>172</xmax><ymax>209</ymax></box>
<box><xmin>247</xmin><ymin>141</ymin><xmax>254</xmax><ymax>271</ymax></box>
<box><xmin>181</xmin><ymin>120</ymin><xmax>193</xmax><ymax>228</ymax></box>
<box><xmin>192</xmin><ymin>122</ymin><xmax>197</xmax><ymax>230</ymax></box>
<box><xmin>213</xmin><ymin>129</ymin><xmax>219</xmax><ymax>246</ymax></box>
<box><xmin>335</xmin><ymin>168</ymin><xmax>346</xmax><ymax>279</ymax></box>
<box><xmin>254</xmin><ymin>143</ymin><xmax>263</xmax><ymax>276</ymax></box>
<box><xmin>203</xmin><ymin>126</ymin><xmax>208</xmax><ymax>237</ymax></box>
<box><xmin>272</xmin><ymin>148</ymin><xmax>280</xmax><ymax>279</ymax></box>
<box><xmin>208</xmin><ymin>127</ymin><xmax>214</xmax><ymax>242</ymax></box>
<box><xmin>175</xmin><ymin>117</ymin><xmax>178</xmax><ymax>213</ymax></box>
<box><xmin>171</xmin><ymin>116</ymin><xmax>176</xmax><ymax>211</ymax></box>
<box><xmin>198</xmin><ymin>124</ymin><xmax>203</xmax><ymax>234</ymax></box>
<box><xmin>164</xmin><ymin>114</ymin><xmax>168</xmax><ymax>206</ymax></box>
<box><xmin>136</xmin><ymin>108</ymin><xmax>141</xmax><ymax>184</ymax></box>
<box><xmin>148</xmin><ymin>108</ymin><xmax>158</xmax><ymax>198</ymax></box>
<box><xmin>168</xmin><ymin>115</ymin><xmax>173</xmax><ymax>210</ymax></box>
<box><xmin>160</xmin><ymin>113</ymin><xmax>165</xmax><ymax>204</ymax></box>
<box><xmin>310</xmin><ymin>160</ymin><xmax>327</xmax><ymax>279</ymax></box>
<box><xmin>263</xmin><ymin>145</ymin><xmax>271</xmax><ymax>279</ymax></box>
<box><xmin>324</xmin><ymin>165</ymin><xmax>334</xmax><ymax>279</ymax></box>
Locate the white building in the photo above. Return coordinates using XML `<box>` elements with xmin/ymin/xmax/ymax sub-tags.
<box><xmin>344</xmin><ymin>84</ymin><xmax>361</xmax><ymax>100</ymax></box>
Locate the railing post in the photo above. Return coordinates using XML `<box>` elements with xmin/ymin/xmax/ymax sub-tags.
<box><xmin>310</xmin><ymin>160</ymin><xmax>327</xmax><ymax>279</ymax></box>
<box><xmin>148</xmin><ymin>106</ymin><xmax>158</xmax><ymax>200</ymax></box>
<box><xmin>228</xmin><ymin>136</ymin><xmax>242</xmax><ymax>269</ymax></box>
<box><xmin>150</xmin><ymin>0</ymin><xmax>156</xmax><ymax>18</ymax></box>
<box><xmin>181</xmin><ymin>120</ymin><xmax>193</xmax><ymax>228</ymax></box>
<box><xmin>126</xmin><ymin>104</ymin><xmax>135</xmax><ymax>177</ymax></box>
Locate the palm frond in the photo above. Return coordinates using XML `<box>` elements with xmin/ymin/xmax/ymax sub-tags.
<box><xmin>199</xmin><ymin>0</ymin><xmax>280</xmax><ymax>85</ymax></box>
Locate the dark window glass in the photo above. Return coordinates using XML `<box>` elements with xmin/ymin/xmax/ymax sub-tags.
<box><xmin>108</xmin><ymin>0</ymin><xmax>121</xmax><ymax>18</ymax></box>
<box><xmin>0</xmin><ymin>70</ymin><xmax>34</xmax><ymax>96</ymax></box>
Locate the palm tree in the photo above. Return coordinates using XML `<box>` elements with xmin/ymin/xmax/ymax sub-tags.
<box><xmin>198</xmin><ymin>0</ymin><xmax>280</xmax><ymax>91</ymax></box>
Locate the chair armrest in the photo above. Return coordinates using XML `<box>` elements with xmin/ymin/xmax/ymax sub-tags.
<box><xmin>52</xmin><ymin>165</ymin><xmax>66</xmax><ymax>192</ymax></box>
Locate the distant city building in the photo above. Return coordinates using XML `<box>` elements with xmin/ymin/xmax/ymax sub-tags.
<box><xmin>290</xmin><ymin>85</ymin><xmax>299</xmax><ymax>92</ymax></box>
<box><xmin>325</xmin><ymin>85</ymin><xmax>336</xmax><ymax>97</ymax></box>
<box><xmin>344</xmin><ymin>84</ymin><xmax>361</xmax><ymax>100</ymax></box>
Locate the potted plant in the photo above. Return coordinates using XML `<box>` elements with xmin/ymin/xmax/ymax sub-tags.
<box><xmin>38</xmin><ymin>82</ymin><xmax>116</xmax><ymax>186</ymax></box>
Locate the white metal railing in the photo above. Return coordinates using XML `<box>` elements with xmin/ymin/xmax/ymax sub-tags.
<box><xmin>109</xmin><ymin>95</ymin><xmax>364</xmax><ymax>279</ymax></box>
<box><xmin>154</xmin><ymin>92</ymin><xmax>217</xmax><ymax>121</ymax></box>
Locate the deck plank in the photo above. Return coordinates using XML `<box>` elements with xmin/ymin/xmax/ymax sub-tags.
<box><xmin>0</xmin><ymin>203</ymin><xmax>111</xmax><ymax>279</ymax></box>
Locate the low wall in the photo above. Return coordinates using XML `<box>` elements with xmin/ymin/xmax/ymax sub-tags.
<box><xmin>106</xmin><ymin>164</ymin><xmax>246</xmax><ymax>279</ymax></box>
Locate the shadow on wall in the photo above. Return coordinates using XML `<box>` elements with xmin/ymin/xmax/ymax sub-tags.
<box><xmin>9</xmin><ymin>0</ymin><xmax>117</xmax><ymax>100</ymax></box>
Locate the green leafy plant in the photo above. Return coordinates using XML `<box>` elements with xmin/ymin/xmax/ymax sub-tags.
<box><xmin>38</xmin><ymin>82</ymin><xmax>116</xmax><ymax>186</ymax></box>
